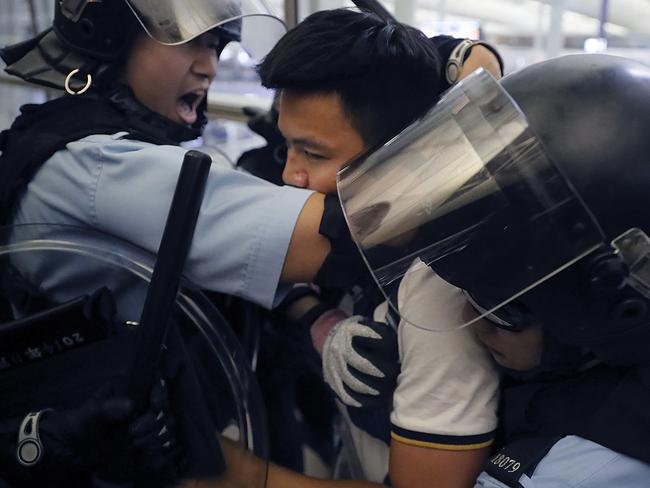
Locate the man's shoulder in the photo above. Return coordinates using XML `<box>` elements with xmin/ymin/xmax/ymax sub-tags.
<box><xmin>60</xmin><ymin>133</ymin><xmax>191</xmax><ymax>176</ymax></box>
<box><xmin>478</xmin><ymin>436</ymin><xmax>650</xmax><ymax>488</ymax></box>
<box><xmin>533</xmin><ymin>436</ymin><xmax>650</xmax><ymax>486</ymax></box>
<box><xmin>69</xmin><ymin>132</ymin><xmax>182</xmax><ymax>154</ymax></box>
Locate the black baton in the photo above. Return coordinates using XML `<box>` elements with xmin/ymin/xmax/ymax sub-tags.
<box><xmin>127</xmin><ymin>150</ymin><xmax>211</xmax><ymax>405</ymax></box>
<box><xmin>127</xmin><ymin>150</ymin><xmax>227</xmax><ymax>478</ymax></box>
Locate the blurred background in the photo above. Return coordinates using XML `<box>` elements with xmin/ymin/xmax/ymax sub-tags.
<box><xmin>1</xmin><ymin>0</ymin><xmax>648</xmax><ymax>160</ymax></box>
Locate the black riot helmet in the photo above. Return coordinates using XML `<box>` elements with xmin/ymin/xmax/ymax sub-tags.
<box><xmin>52</xmin><ymin>0</ymin><xmax>247</xmax><ymax>59</ymax></box>
<box><xmin>338</xmin><ymin>54</ymin><xmax>650</xmax><ymax>368</ymax></box>
<box><xmin>53</xmin><ymin>0</ymin><xmax>141</xmax><ymax>62</ymax></box>
<box><xmin>1</xmin><ymin>0</ymin><xmax>284</xmax><ymax>93</ymax></box>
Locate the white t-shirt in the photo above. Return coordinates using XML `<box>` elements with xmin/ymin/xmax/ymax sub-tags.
<box><xmin>391</xmin><ymin>261</ymin><xmax>500</xmax><ymax>449</ymax></box>
<box><xmin>341</xmin><ymin>260</ymin><xmax>500</xmax><ymax>482</ymax></box>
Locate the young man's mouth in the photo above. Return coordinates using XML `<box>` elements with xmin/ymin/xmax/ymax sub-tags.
<box><xmin>177</xmin><ymin>90</ymin><xmax>206</xmax><ymax>125</ymax></box>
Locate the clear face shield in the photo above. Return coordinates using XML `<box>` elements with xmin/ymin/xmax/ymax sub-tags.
<box><xmin>124</xmin><ymin>0</ymin><xmax>286</xmax><ymax>60</ymax></box>
<box><xmin>3</xmin><ymin>0</ymin><xmax>285</xmax><ymax>91</ymax></box>
<box><xmin>0</xmin><ymin>224</ymin><xmax>268</xmax><ymax>485</ymax></box>
<box><xmin>337</xmin><ymin>69</ymin><xmax>606</xmax><ymax>332</ymax></box>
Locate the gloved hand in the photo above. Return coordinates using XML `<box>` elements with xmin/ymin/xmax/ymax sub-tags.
<box><xmin>30</xmin><ymin>381</ymin><xmax>184</xmax><ymax>483</ymax></box>
<box><xmin>236</xmin><ymin>104</ymin><xmax>286</xmax><ymax>185</ymax></box>
<box><xmin>98</xmin><ymin>346</ymin><xmax>187</xmax><ymax>487</ymax></box>
<box><xmin>13</xmin><ymin>353</ymin><xmax>186</xmax><ymax>487</ymax></box>
<box><xmin>243</xmin><ymin>105</ymin><xmax>283</xmax><ymax>147</ymax></box>
<box><xmin>5</xmin><ymin>385</ymin><xmax>135</xmax><ymax>488</ymax></box>
<box><xmin>128</xmin><ymin>377</ymin><xmax>185</xmax><ymax>486</ymax></box>
<box><xmin>322</xmin><ymin>316</ymin><xmax>399</xmax><ymax>408</ymax></box>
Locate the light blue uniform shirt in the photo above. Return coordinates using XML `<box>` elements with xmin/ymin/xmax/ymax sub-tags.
<box><xmin>475</xmin><ymin>435</ymin><xmax>650</xmax><ymax>488</ymax></box>
<box><xmin>11</xmin><ymin>132</ymin><xmax>313</xmax><ymax>311</ymax></box>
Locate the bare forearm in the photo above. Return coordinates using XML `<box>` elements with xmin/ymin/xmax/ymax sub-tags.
<box><xmin>281</xmin><ymin>192</ymin><xmax>330</xmax><ymax>283</ymax></box>
<box><xmin>179</xmin><ymin>437</ymin><xmax>382</xmax><ymax>488</ymax></box>
<box><xmin>180</xmin><ymin>462</ymin><xmax>384</xmax><ymax>488</ymax></box>
<box><xmin>267</xmin><ymin>463</ymin><xmax>383</xmax><ymax>488</ymax></box>
<box><xmin>389</xmin><ymin>441</ymin><xmax>489</xmax><ymax>488</ymax></box>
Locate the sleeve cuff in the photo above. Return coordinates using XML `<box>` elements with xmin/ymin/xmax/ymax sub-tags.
<box><xmin>391</xmin><ymin>424</ymin><xmax>495</xmax><ymax>451</ymax></box>
<box><xmin>248</xmin><ymin>185</ymin><xmax>314</xmax><ymax>310</ymax></box>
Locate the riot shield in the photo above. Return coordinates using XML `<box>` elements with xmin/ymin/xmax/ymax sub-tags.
<box><xmin>0</xmin><ymin>223</ymin><xmax>269</xmax><ymax>487</ymax></box>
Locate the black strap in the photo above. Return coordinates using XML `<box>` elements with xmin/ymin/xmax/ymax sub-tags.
<box><xmin>314</xmin><ymin>194</ymin><xmax>366</xmax><ymax>289</ymax></box>
<box><xmin>0</xmin><ymin>288</ymin><xmax>114</xmax><ymax>372</ymax></box>
<box><xmin>484</xmin><ymin>435</ymin><xmax>563</xmax><ymax>487</ymax></box>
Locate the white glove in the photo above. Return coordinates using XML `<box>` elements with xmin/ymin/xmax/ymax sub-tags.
<box><xmin>322</xmin><ymin>315</ymin><xmax>398</xmax><ymax>408</ymax></box>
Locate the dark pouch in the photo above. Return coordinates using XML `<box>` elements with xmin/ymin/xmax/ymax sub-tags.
<box><xmin>0</xmin><ymin>288</ymin><xmax>138</xmax><ymax>418</ymax></box>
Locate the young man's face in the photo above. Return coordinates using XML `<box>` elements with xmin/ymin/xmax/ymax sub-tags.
<box><xmin>467</xmin><ymin>302</ymin><xmax>543</xmax><ymax>371</ymax></box>
<box><xmin>278</xmin><ymin>91</ymin><xmax>365</xmax><ymax>194</ymax></box>
<box><xmin>124</xmin><ymin>32</ymin><xmax>222</xmax><ymax>126</ymax></box>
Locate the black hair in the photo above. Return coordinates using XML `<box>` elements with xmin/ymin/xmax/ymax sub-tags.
<box><xmin>257</xmin><ymin>8</ymin><xmax>445</xmax><ymax>147</ymax></box>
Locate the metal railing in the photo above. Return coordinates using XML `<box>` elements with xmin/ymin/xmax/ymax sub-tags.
<box><xmin>284</xmin><ymin>0</ymin><xmax>299</xmax><ymax>28</ymax></box>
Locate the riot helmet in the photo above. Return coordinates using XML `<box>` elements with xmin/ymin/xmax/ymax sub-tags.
<box><xmin>338</xmin><ymin>54</ymin><xmax>650</xmax><ymax>367</ymax></box>
<box><xmin>1</xmin><ymin>0</ymin><xmax>285</xmax><ymax>92</ymax></box>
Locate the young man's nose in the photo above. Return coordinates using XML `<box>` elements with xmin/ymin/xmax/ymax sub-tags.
<box><xmin>282</xmin><ymin>157</ymin><xmax>308</xmax><ymax>188</ymax></box>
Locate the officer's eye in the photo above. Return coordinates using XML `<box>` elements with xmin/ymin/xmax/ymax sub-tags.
<box><xmin>195</xmin><ymin>35</ymin><xmax>222</xmax><ymax>54</ymax></box>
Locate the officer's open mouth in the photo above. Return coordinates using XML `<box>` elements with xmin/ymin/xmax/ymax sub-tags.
<box><xmin>177</xmin><ymin>91</ymin><xmax>205</xmax><ymax>125</ymax></box>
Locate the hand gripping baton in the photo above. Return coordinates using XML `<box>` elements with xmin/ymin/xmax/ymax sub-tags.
<box><xmin>127</xmin><ymin>150</ymin><xmax>227</xmax><ymax>479</ymax></box>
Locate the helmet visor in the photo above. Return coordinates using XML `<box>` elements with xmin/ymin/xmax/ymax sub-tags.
<box><xmin>337</xmin><ymin>69</ymin><xmax>604</xmax><ymax>331</ymax></box>
<box><xmin>124</xmin><ymin>0</ymin><xmax>286</xmax><ymax>59</ymax></box>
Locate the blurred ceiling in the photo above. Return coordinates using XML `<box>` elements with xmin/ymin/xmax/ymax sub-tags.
<box><xmin>329</xmin><ymin>0</ymin><xmax>650</xmax><ymax>42</ymax></box>
<box><xmin>414</xmin><ymin>0</ymin><xmax>649</xmax><ymax>38</ymax></box>
<box><xmin>5</xmin><ymin>0</ymin><xmax>650</xmax><ymax>46</ymax></box>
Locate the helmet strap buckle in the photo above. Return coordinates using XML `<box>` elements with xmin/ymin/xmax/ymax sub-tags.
<box><xmin>611</xmin><ymin>228</ymin><xmax>650</xmax><ymax>299</ymax></box>
<box><xmin>59</xmin><ymin>0</ymin><xmax>95</xmax><ymax>23</ymax></box>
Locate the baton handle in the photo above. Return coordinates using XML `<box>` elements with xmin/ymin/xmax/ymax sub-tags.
<box><xmin>127</xmin><ymin>150</ymin><xmax>211</xmax><ymax>408</ymax></box>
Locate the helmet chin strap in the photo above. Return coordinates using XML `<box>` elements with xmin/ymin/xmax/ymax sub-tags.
<box><xmin>107</xmin><ymin>84</ymin><xmax>204</xmax><ymax>144</ymax></box>
<box><xmin>2</xmin><ymin>30</ymin><xmax>103</xmax><ymax>92</ymax></box>
<box><xmin>0</xmin><ymin>29</ymin><xmax>48</xmax><ymax>65</ymax></box>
